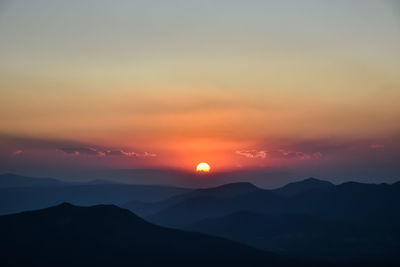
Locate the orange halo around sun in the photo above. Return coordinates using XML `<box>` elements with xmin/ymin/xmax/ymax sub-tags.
<box><xmin>196</xmin><ymin>162</ymin><xmax>211</xmax><ymax>172</ymax></box>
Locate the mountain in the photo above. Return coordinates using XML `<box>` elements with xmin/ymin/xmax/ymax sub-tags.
<box><xmin>153</xmin><ymin>182</ymin><xmax>261</xmax><ymax>206</ymax></box>
<box><xmin>119</xmin><ymin>179</ymin><xmax>400</xmax><ymax>264</ymax></box>
<box><xmin>0</xmin><ymin>183</ymin><xmax>191</xmax><ymax>215</ymax></box>
<box><xmin>145</xmin><ymin>184</ymin><xmax>280</xmax><ymax>228</ymax></box>
<box><xmin>284</xmin><ymin>181</ymin><xmax>400</xmax><ymax>227</ymax></box>
<box><xmin>189</xmin><ymin>211</ymin><xmax>400</xmax><ymax>263</ymax></box>
<box><xmin>189</xmin><ymin>182</ymin><xmax>261</xmax><ymax>197</ymax></box>
<box><xmin>123</xmin><ymin>182</ymin><xmax>261</xmax><ymax>217</ymax></box>
<box><xmin>274</xmin><ymin>177</ymin><xmax>334</xmax><ymax>197</ymax></box>
<box><xmin>0</xmin><ymin>173</ymin><xmax>67</xmax><ymax>187</ymax></box>
<box><xmin>1</xmin><ymin>176</ymin><xmax>399</xmax><ymax>265</ymax></box>
<box><xmin>86</xmin><ymin>178</ymin><xmax>117</xmax><ymax>184</ymax></box>
<box><xmin>0</xmin><ymin>203</ymin><xmax>301</xmax><ymax>267</ymax></box>
<box><xmin>54</xmin><ymin>168</ymin><xmax>296</xmax><ymax>188</ymax></box>
<box><xmin>140</xmin><ymin>179</ymin><xmax>400</xmax><ymax>229</ymax></box>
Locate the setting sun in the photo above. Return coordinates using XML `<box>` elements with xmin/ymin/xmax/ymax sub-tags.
<box><xmin>196</xmin><ymin>162</ymin><xmax>211</xmax><ymax>173</ymax></box>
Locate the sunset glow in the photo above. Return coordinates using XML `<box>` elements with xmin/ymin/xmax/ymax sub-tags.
<box><xmin>0</xmin><ymin>1</ymin><xmax>399</xmax><ymax>185</ymax></box>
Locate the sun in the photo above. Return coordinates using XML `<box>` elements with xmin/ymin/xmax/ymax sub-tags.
<box><xmin>196</xmin><ymin>162</ymin><xmax>211</xmax><ymax>173</ymax></box>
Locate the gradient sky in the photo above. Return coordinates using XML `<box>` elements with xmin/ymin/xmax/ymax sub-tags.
<box><xmin>0</xmin><ymin>1</ymin><xmax>399</xmax><ymax>183</ymax></box>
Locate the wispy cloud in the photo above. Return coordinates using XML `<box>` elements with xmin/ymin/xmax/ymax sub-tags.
<box><xmin>273</xmin><ymin>149</ymin><xmax>323</xmax><ymax>160</ymax></box>
<box><xmin>59</xmin><ymin>147</ymin><xmax>98</xmax><ymax>156</ymax></box>
<box><xmin>236</xmin><ymin>148</ymin><xmax>323</xmax><ymax>160</ymax></box>
<box><xmin>103</xmin><ymin>149</ymin><xmax>156</xmax><ymax>157</ymax></box>
<box><xmin>235</xmin><ymin>150</ymin><xmax>267</xmax><ymax>158</ymax></box>
<box><xmin>58</xmin><ymin>147</ymin><xmax>156</xmax><ymax>158</ymax></box>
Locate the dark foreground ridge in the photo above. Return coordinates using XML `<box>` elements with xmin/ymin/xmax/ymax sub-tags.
<box><xmin>0</xmin><ymin>203</ymin><xmax>308</xmax><ymax>267</ymax></box>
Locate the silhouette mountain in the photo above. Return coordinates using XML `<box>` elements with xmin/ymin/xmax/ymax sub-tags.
<box><xmin>274</xmin><ymin>177</ymin><xmax>334</xmax><ymax>197</ymax></box>
<box><xmin>0</xmin><ymin>173</ymin><xmax>66</xmax><ymax>187</ymax></box>
<box><xmin>189</xmin><ymin>211</ymin><xmax>400</xmax><ymax>263</ymax></box>
<box><xmin>0</xmin><ymin>203</ymin><xmax>301</xmax><ymax>267</ymax></box>
<box><xmin>192</xmin><ymin>182</ymin><xmax>261</xmax><ymax>197</ymax></box>
<box><xmin>123</xmin><ymin>182</ymin><xmax>260</xmax><ymax>217</ymax></box>
<box><xmin>144</xmin><ymin>184</ymin><xmax>279</xmax><ymax>228</ymax></box>
<box><xmin>1</xmin><ymin>175</ymin><xmax>400</xmax><ymax>265</ymax></box>
<box><xmin>130</xmin><ymin>180</ymin><xmax>400</xmax><ymax>229</ymax></box>
<box><xmin>161</xmin><ymin>182</ymin><xmax>261</xmax><ymax>205</ymax></box>
<box><xmin>86</xmin><ymin>178</ymin><xmax>117</xmax><ymax>184</ymax></box>
<box><xmin>282</xmin><ymin>181</ymin><xmax>400</xmax><ymax>227</ymax></box>
<box><xmin>0</xmin><ymin>183</ymin><xmax>191</xmax><ymax>215</ymax></box>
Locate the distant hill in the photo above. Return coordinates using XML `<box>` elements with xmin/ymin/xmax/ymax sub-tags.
<box><xmin>86</xmin><ymin>178</ymin><xmax>117</xmax><ymax>184</ymax></box>
<box><xmin>1</xmin><ymin>174</ymin><xmax>400</xmax><ymax>265</ymax></box>
<box><xmin>0</xmin><ymin>173</ymin><xmax>67</xmax><ymax>187</ymax></box>
<box><xmin>126</xmin><ymin>180</ymin><xmax>400</xmax><ymax>229</ymax></box>
<box><xmin>189</xmin><ymin>211</ymin><xmax>400</xmax><ymax>263</ymax></box>
<box><xmin>188</xmin><ymin>182</ymin><xmax>261</xmax><ymax>198</ymax></box>
<box><xmin>123</xmin><ymin>182</ymin><xmax>261</xmax><ymax>218</ymax></box>
<box><xmin>0</xmin><ymin>203</ymin><xmax>299</xmax><ymax>267</ymax></box>
<box><xmin>126</xmin><ymin>180</ymin><xmax>400</xmax><ymax>264</ymax></box>
<box><xmin>144</xmin><ymin>183</ymin><xmax>279</xmax><ymax>228</ymax></box>
<box><xmin>274</xmin><ymin>177</ymin><xmax>334</xmax><ymax>197</ymax></box>
<box><xmin>0</xmin><ymin>183</ymin><xmax>191</xmax><ymax>215</ymax></box>
<box><xmin>282</xmin><ymin>181</ymin><xmax>400</xmax><ymax>227</ymax></box>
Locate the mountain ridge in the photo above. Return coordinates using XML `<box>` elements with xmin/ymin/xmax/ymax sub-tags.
<box><xmin>0</xmin><ymin>173</ymin><xmax>67</xmax><ymax>187</ymax></box>
<box><xmin>274</xmin><ymin>177</ymin><xmax>334</xmax><ymax>197</ymax></box>
<box><xmin>0</xmin><ymin>203</ymin><xmax>301</xmax><ymax>267</ymax></box>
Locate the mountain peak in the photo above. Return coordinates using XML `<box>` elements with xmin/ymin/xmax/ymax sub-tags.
<box><xmin>302</xmin><ymin>177</ymin><xmax>332</xmax><ymax>184</ymax></box>
<box><xmin>304</xmin><ymin>177</ymin><xmax>321</xmax><ymax>181</ymax></box>
<box><xmin>214</xmin><ymin>182</ymin><xmax>259</xmax><ymax>190</ymax></box>
<box><xmin>274</xmin><ymin>177</ymin><xmax>334</xmax><ymax>197</ymax></box>
<box><xmin>28</xmin><ymin>202</ymin><xmax>146</xmax><ymax>225</ymax></box>
<box><xmin>193</xmin><ymin>182</ymin><xmax>261</xmax><ymax>198</ymax></box>
<box><xmin>287</xmin><ymin>177</ymin><xmax>333</xmax><ymax>186</ymax></box>
<box><xmin>57</xmin><ymin>202</ymin><xmax>74</xmax><ymax>208</ymax></box>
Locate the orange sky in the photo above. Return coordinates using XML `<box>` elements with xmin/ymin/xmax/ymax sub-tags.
<box><xmin>0</xmin><ymin>1</ymin><xmax>399</xmax><ymax>175</ymax></box>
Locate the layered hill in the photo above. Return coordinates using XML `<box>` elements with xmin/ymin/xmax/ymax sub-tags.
<box><xmin>0</xmin><ymin>203</ymin><xmax>300</xmax><ymax>267</ymax></box>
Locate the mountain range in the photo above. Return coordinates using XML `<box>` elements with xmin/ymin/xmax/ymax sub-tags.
<box><xmin>0</xmin><ymin>203</ymin><xmax>303</xmax><ymax>267</ymax></box>
<box><xmin>0</xmin><ymin>173</ymin><xmax>190</xmax><ymax>215</ymax></box>
<box><xmin>1</xmin><ymin>173</ymin><xmax>400</xmax><ymax>265</ymax></box>
<box><xmin>0</xmin><ymin>173</ymin><xmax>67</xmax><ymax>187</ymax></box>
<box><xmin>123</xmin><ymin>178</ymin><xmax>400</xmax><ymax>264</ymax></box>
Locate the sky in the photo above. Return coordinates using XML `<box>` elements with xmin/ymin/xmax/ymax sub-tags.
<box><xmin>0</xmin><ymin>0</ymin><xmax>399</xmax><ymax>185</ymax></box>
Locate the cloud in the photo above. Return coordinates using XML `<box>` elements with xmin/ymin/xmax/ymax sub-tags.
<box><xmin>236</xmin><ymin>148</ymin><xmax>323</xmax><ymax>161</ymax></box>
<box><xmin>58</xmin><ymin>147</ymin><xmax>156</xmax><ymax>158</ymax></box>
<box><xmin>103</xmin><ymin>150</ymin><xmax>127</xmax><ymax>156</ymax></box>
<box><xmin>269</xmin><ymin>149</ymin><xmax>323</xmax><ymax>160</ymax></box>
<box><xmin>235</xmin><ymin>150</ymin><xmax>267</xmax><ymax>158</ymax></box>
<box><xmin>59</xmin><ymin>147</ymin><xmax>98</xmax><ymax>156</ymax></box>
<box><xmin>143</xmin><ymin>152</ymin><xmax>157</xmax><ymax>157</ymax></box>
<box><xmin>0</xmin><ymin>135</ymin><xmax>157</xmax><ymax>161</ymax></box>
<box><xmin>103</xmin><ymin>150</ymin><xmax>156</xmax><ymax>157</ymax></box>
